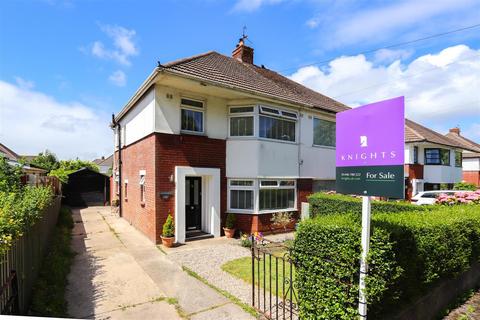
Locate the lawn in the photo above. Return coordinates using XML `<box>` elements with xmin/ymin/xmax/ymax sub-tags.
<box><xmin>221</xmin><ymin>254</ymin><xmax>296</xmax><ymax>302</ymax></box>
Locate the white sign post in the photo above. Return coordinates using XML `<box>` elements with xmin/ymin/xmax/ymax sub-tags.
<box><xmin>358</xmin><ymin>196</ymin><xmax>371</xmax><ymax>319</ymax></box>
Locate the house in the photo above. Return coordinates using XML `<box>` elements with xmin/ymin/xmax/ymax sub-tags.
<box><xmin>93</xmin><ymin>154</ymin><xmax>113</xmax><ymax>175</ymax></box>
<box><xmin>111</xmin><ymin>38</ymin><xmax>349</xmax><ymax>244</ymax></box>
<box><xmin>404</xmin><ymin>120</ymin><xmax>467</xmax><ymax>198</ymax></box>
<box><xmin>0</xmin><ymin>142</ymin><xmax>48</xmax><ymax>186</ymax></box>
<box><xmin>445</xmin><ymin>127</ymin><xmax>480</xmax><ymax>187</ymax></box>
<box><xmin>111</xmin><ymin>39</ymin><xmax>469</xmax><ymax>245</ymax></box>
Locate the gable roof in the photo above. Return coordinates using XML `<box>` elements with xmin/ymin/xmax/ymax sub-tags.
<box><xmin>0</xmin><ymin>143</ymin><xmax>19</xmax><ymax>161</ymax></box>
<box><xmin>93</xmin><ymin>154</ymin><xmax>113</xmax><ymax>166</ymax></box>
<box><xmin>445</xmin><ymin>131</ymin><xmax>480</xmax><ymax>153</ymax></box>
<box><xmin>404</xmin><ymin>119</ymin><xmax>465</xmax><ymax>149</ymax></box>
<box><xmin>162</xmin><ymin>51</ymin><xmax>349</xmax><ymax>114</ymax></box>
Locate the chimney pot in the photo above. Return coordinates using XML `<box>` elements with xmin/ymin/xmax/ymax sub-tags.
<box><xmin>449</xmin><ymin>127</ymin><xmax>460</xmax><ymax>135</ymax></box>
<box><xmin>232</xmin><ymin>39</ymin><xmax>254</xmax><ymax>64</ymax></box>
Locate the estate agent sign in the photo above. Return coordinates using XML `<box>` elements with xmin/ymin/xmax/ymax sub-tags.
<box><xmin>336</xmin><ymin>96</ymin><xmax>405</xmax><ymax>199</ymax></box>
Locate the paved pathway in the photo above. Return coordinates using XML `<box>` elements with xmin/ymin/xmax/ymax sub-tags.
<box><xmin>66</xmin><ymin>206</ymin><xmax>254</xmax><ymax>320</ymax></box>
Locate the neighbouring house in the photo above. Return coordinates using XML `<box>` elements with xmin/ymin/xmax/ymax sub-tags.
<box><xmin>403</xmin><ymin>120</ymin><xmax>468</xmax><ymax>198</ymax></box>
<box><xmin>0</xmin><ymin>142</ymin><xmax>49</xmax><ymax>187</ymax></box>
<box><xmin>62</xmin><ymin>168</ymin><xmax>110</xmax><ymax>207</ymax></box>
<box><xmin>93</xmin><ymin>154</ymin><xmax>113</xmax><ymax>175</ymax></box>
<box><xmin>445</xmin><ymin>127</ymin><xmax>480</xmax><ymax>187</ymax></box>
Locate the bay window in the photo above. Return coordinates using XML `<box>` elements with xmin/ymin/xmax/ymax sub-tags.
<box><xmin>229</xmin><ymin>106</ymin><xmax>254</xmax><ymax>137</ymax></box>
<box><xmin>181</xmin><ymin>98</ymin><xmax>204</xmax><ymax>133</ymax></box>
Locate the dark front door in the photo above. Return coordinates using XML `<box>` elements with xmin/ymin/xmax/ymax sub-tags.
<box><xmin>185</xmin><ymin>177</ymin><xmax>202</xmax><ymax>231</ymax></box>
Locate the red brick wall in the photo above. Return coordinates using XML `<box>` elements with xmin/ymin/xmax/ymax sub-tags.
<box><xmin>154</xmin><ymin>132</ymin><xmax>227</xmax><ymax>243</ymax></box>
<box><xmin>405</xmin><ymin>164</ymin><xmax>424</xmax><ymax>179</ymax></box>
<box><xmin>297</xmin><ymin>178</ymin><xmax>313</xmax><ymax>211</ymax></box>
<box><xmin>119</xmin><ymin>134</ymin><xmax>158</xmax><ymax>243</ymax></box>
<box><xmin>463</xmin><ymin>171</ymin><xmax>480</xmax><ymax>187</ymax></box>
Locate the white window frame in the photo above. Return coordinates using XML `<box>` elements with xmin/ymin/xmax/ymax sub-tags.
<box><xmin>227</xmin><ymin>179</ymin><xmax>255</xmax><ymax>213</ymax></box>
<box><xmin>258</xmin><ymin>114</ymin><xmax>297</xmax><ymax>143</ymax></box>
<box><xmin>228</xmin><ymin>106</ymin><xmax>255</xmax><ymax>138</ymax></box>
<box><xmin>139</xmin><ymin>172</ymin><xmax>146</xmax><ymax>203</ymax></box>
<box><xmin>180</xmin><ymin>97</ymin><xmax>205</xmax><ymax>134</ymax></box>
<box><xmin>258</xmin><ymin>179</ymin><xmax>297</xmax><ymax>213</ymax></box>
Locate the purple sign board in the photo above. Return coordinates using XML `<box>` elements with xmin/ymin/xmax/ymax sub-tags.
<box><xmin>335</xmin><ymin>97</ymin><xmax>405</xmax><ymax>198</ymax></box>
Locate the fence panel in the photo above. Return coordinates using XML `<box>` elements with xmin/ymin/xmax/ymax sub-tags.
<box><xmin>0</xmin><ymin>196</ymin><xmax>61</xmax><ymax>315</ymax></box>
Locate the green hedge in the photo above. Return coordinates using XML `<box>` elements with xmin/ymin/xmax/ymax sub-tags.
<box><xmin>293</xmin><ymin>205</ymin><xmax>480</xmax><ymax>319</ymax></box>
<box><xmin>308</xmin><ymin>192</ymin><xmax>426</xmax><ymax>217</ymax></box>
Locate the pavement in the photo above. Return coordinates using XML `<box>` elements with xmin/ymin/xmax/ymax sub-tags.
<box><xmin>66</xmin><ymin>206</ymin><xmax>255</xmax><ymax>320</ymax></box>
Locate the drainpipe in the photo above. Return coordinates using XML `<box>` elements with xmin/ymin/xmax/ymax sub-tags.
<box><xmin>111</xmin><ymin>114</ymin><xmax>122</xmax><ymax>217</ymax></box>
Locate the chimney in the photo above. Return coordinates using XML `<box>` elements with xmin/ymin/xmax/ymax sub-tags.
<box><xmin>232</xmin><ymin>39</ymin><xmax>254</xmax><ymax>64</ymax></box>
<box><xmin>449</xmin><ymin>127</ymin><xmax>460</xmax><ymax>135</ymax></box>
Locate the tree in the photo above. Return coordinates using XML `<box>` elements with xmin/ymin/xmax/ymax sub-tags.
<box><xmin>0</xmin><ymin>155</ymin><xmax>23</xmax><ymax>193</ymax></box>
<box><xmin>29</xmin><ymin>150</ymin><xmax>59</xmax><ymax>172</ymax></box>
<box><xmin>49</xmin><ymin>159</ymin><xmax>100</xmax><ymax>183</ymax></box>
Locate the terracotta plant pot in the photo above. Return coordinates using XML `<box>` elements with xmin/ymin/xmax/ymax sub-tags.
<box><xmin>161</xmin><ymin>236</ymin><xmax>175</xmax><ymax>248</ymax></box>
<box><xmin>223</xmin><ymin>227</ymin><xmax>236</xmax><ymax>238</ymax></box>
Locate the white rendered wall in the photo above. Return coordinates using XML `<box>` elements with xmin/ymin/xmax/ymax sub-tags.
<box><xmin>120</xmin><ymin>89</ymin><xmax>155</xmax><ymax>146</ymax></box>
<box><xmin>463</xmin><ymin>158</ymin><xmax>480</xmax><ymax>171</ymax></box>
<box><xmin>423</xmin><ymin>166</ymin><xmax>462</xmax><ymax>183</ymax></box>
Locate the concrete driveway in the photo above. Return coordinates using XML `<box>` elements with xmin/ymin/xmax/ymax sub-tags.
<box><xmin>66</xmin><ymin>206</ymin><xmax>255</xmax><ymax>320</ymax></box>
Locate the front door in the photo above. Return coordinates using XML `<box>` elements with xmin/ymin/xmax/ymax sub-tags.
<box><xmin>185</xmin><ymin>177</ymin><xmax>202</xmax><ymax>231</ymax></box>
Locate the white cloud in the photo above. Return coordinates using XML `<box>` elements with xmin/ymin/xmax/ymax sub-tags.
<box><xmin>108</xmin><ymin>70</ymin><xmax>126</xmax><ymax>87</ymax></box>
<box><xmin>374</xmin><ymin>49</ymin><xmax>414</xmax><ymax>64</ymax></box>
<box><xmin>89</xmin><ymin>24</ymin><xmax>138</xmax><ymax>66</ymax></box>
<box><xmin>0</xmin><ymin>80</ymin><xmax>112</xmax><ymax>160</ymax></box>
<box><xmin>232</xmin><ymin>0</ymin><xmax>285</xmax><ymax>12</ymax></box>
<box><xmin>289</xmin><ymin>44</ymin><xmax>480</xmax><ymax>121</ymax></box>
<box><xmin>14</xmin><ymin>77</ymin><xmax>35</xmax><ymax>90</ymax></box>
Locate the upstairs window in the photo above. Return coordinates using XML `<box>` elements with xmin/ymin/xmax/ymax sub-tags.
<box><xmin>181</xmin><ymin>98</ymin><xmax>204</xmax><ymax>133</ymax></box>
<box><xmin>139</xmin><ymin>172</ymin><xmax>146</xmax><ymax>203</ymax></box>
<box><xmin>229</xmin><ymin>106</ymin><xmax>254</xmax><ymax>137</ymax></box>
<box><xmin>413</xmin><ymin>146</ymin><xmax>419</xmax><ymax>164</ymax></box>
<box><xmin>425</xmin><ymin>148</ymin><xmax>450</xmax><ymax>165</ymax></box>
<box><xmin>455</xmin><ymin>151</ymin><xmax>462</xmax><ymax>167</ymax></box>
<box><xmin>313</xmin><ymin>118</ymin><xmax>335</xmax><ymax>147</ymax></box>
<box><xmin>259</xmin><ymin>106</ymin><xmax>297</xmax><ymax>142</ymax></box>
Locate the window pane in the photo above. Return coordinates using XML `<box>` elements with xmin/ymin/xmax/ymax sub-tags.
<box><xmin>181</xmin><ymin>98</ymin><xmax>203</xmax><ymax>108</ymax></box>
<box><xmin>260</xmin><ymin>106</ymin><xmax>280</xmax><ymax>115</ymax></box>
<box><xmin>230</xmin><ymin>180</ymin><xmax>254</xmax><ymax>186</ymax></box>
<box><xmin>181</xmin><ymin>109</ymin><xmax>203</xmax><ymax>132</ymax></box>
<box><xmin>259</xmin><ymin>116</ymin><xmax>295</xmax><ymax>142</ymax></box>
<box><xmin>455</xmin><ymin>151</ymin><xmax>462</xmax><ymax>167</ymax></box>
<box><xmin>230</xmin><ymin>190</ymin><xmax>253</xmax><ymax>209</ymax></box>
<box><xmin>280</xmin><ymin>180</ymin><xmax>295</xmax><ymax>186</ymax></box>
<box><xmin>313</xmin><ymin>118</ymin><xmax>336</xmax><ymax>147</ymax></box>
<box><xmin>259</xmin><ymin>188</ymin><xmax>295</xmax><ymax>210</ymax></box>
<box><xmin>230</xmin><ymin>106</ymin><xmax>254</xmax><ymax>113</ymax></box>
<box><xmin>230</xmin><ymin>117</ymin><xmax>253</xmax><ymax>136</ymax></box>
<box><xmin>260</xmin><ymin>180</ymin><xmax>278</xmax><ymax>187</ymax></box>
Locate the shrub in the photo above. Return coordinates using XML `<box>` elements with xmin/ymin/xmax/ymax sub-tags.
<box><xmin>454</xmin><ymin>182</ymin><xmax>478</xmax><ymax>191</ymax></box>
<box><xmin>270</xmin><ymin>212</ymin><xmax>293</xmax><ymax>232</ymax></box>
<box><xmin>293</xmin><ymin>205</ymin><xmax>480</xmax><ymax>319</ymax></box>
<box><xmin>162</xmin><ymin>215</ymin><xmax>174</xmax><ymax>237</ymax></box>
<box><xmin>436</xmin><ymin>190</ymin><xmax>480</xmax><ymax>205</ymax></box>
<box><xmin>308</xmin><ymin>192</ymin><xmax>426</xmax><ymax>217</ymax></box>
<box><xmin>225</xmin><ymin>212</ymin><xmax>236</xmax><ymax>229</ymax></box>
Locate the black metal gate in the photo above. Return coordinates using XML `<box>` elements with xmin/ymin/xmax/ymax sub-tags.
<box><xmin>252</xmin><ymin>241</ymin><xmax>299</xmax><ymax>320</ymax></box>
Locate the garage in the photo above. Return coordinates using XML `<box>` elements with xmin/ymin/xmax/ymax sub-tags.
<box><xmin>63</xmin><ymin>168</ymin><xmax>110</xmax><ymax>207</ymax></box>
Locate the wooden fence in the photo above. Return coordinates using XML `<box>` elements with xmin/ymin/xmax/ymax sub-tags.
<box><xmin>0</xmin><ymin>196</ymin><xmax>61</xmax><ymax>314</ymax></box>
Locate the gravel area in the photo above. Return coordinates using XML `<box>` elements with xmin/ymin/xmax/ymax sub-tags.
<box><xmin>167</xmin><ymin>241</ymin><xmax>254</xmax><ymax>305</ymax></box>
<box><xmin>444</xmin><ymin>290</ymin><xmax>480</xmax><ymax>320</ymax></box>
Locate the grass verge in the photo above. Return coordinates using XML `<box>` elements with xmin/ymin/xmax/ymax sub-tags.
<box><xmin>30</xmin><ymin>206</ymin><xmax>75</xmax><ymax>317</ymax></box>
<box><xmin>182</xmin><ymin>266</ymin><xmax>259</xmax><ymax>318</ymax></box>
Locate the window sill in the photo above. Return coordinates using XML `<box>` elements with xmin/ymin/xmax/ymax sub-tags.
<box><xmin>180</xmin><ymin>130</ymin><xmax>206</xmax><ymax>137</ymax></box>
<box><xmin>312</xmin><ymin>144</ymin><xmax>336</xmax><ymax>150</ymax></box>
<box><xmin>227</xmin><ymin>209</ymin><xmax>298</xmax><ymax>215</ymax></box>
<box><xmin>258</xmin><ymin>137</ymin><xmax>298</xmax><ymax>145</ymax></box>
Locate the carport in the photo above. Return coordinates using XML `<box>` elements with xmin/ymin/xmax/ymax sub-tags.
<box><xmin>63</xmin><ymin>168</ymin><xmax>110</xmax><ymax>206</ymax></box>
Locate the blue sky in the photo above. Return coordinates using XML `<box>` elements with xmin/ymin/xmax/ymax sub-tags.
<box><xmin>0</xmin><ymin>0</ymin><xmax>479</xmax><ymax>159</ymax></box>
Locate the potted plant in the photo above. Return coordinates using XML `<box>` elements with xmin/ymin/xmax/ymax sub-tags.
<box><xmin>161</xmin><ymin>214</ymin><xmax>175</xmax><ymax>247</ymax></box>
<box><xmin>223</xmin><ymin>213</ymin><xmax>236</xmax><ymax>238</ymax></box>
